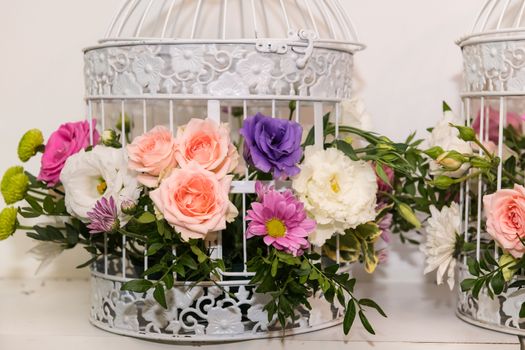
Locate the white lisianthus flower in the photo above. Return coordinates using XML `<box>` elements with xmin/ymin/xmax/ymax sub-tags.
<box><xmin>425</xmin><ymin>110</ymin><xmax>473</xmax><ymax>178</ymax></box>
<box><xmin>292</xmin><ymin>146</ymin><xmax>378</xmax><ymax>246</ymax></box>
<box><xmin>422</xmin><ymin>202</ymin><xmax>461</xmax><ymax>290</ymax></box>
<box><xmin>60</xmin><ymin>146</ymin><xmax>140</xmax><ymax>224</ymax></box>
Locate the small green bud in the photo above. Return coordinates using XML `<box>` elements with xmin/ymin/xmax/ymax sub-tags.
<box><xmin>424</xmin><ymin>146</ymin><xmax>445</xmax><ymax>160</ymax></box>
<box><xmin>17</xmin><ymin>129</ymin><xmax>44</xmax><ymax>162</ymax></box>
<box><xmin>470</xmin><ymin>156</ymin><xmax>492</xmax><ymax>170</ymax></box>
<box><xmin>0</xmin><ymin>207</ymin><xmax>18</xmax><ymax>240</ymax></box>
<box><xmin>499</xmin><ymin>253</ymin><xmax>517</xmax><ymax>282</ymax></box>
<box><xmin>436</xmin><ymin>151</ymin><xmax>468</xmax><ymax>171</ymax></box>
<box><xmin>1</xmin><ymin>167</ymin><xmax>29</xmax><ymax>205</ymax></box>
<box><xmin>450</xmin><ymin>123</ymin><xmax>476</xmax><ymax>142</ymax></box>
<box><xmin>121</xmin><ymin>200</ymin><xmax>137</xmax><ymax>215</ymax></box>
<box><xmin>377</xmin><ymin>143</ymin><xmax>395</xmax><ymax>151</ymax></box>
<box><xmin>396</xmin><ymin>203</ymin><xmax>421</xmax><ymax>229</ymax></box>
<box><xmin>101</xmin><ymin>129</ymin><xmax>121</xmax><ymax>148</ymax></box>
<box><xmin>116</xmin><ymin>113</ymin><xmax>133</xmax><ymax>133</ymax></box>
<box><xmin>430</xmin><ymin>175</ymin><xmax>456</xmax><ymax>190</ymax></box>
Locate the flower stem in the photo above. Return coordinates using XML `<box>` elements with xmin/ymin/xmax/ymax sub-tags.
<box><xmin>28</xmin><ymin>189</ymin><xmax>49</xmax><ymax>197</ymax></box>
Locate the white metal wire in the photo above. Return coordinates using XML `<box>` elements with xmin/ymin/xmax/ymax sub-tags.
<box><xmin>102</xmin><ymin>0</ymin><xmax>361</xmax><ymax>46</ymax></box>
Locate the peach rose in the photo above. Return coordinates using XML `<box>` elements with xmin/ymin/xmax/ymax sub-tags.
<box><xmin>127</xmin><ymin>126</ymin><xmax>178</xmax><ymax>188</ymax></box>
<box><xmin>150</xmin><ymin>162</ymin><xmax>238</xmax><ymax>241</ymax></box>
<box><xmin>484</xmin><ymin>184</ymin><xmax>525</xmax><ymax>258</ymax></box>
<box><xmin>175</xmin><ymin>118</ymin><xmax>239</xmax><ymax>179</ymax></box>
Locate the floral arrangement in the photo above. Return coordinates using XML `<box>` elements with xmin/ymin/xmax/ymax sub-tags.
<box><xmin>408</xmin><ymin>102</ymin><xmax>525</xmax><ymax>318</ymax></box>
<box><xmin>0</xmin><ymin>99</ymin><xmax>433</xmax><ymax>335</ymax></box>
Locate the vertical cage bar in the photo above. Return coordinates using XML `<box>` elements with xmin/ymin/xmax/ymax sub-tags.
<box><xmin>296</xmin><ymin>100</ymin><xmax>301</xmax><ymax>123</ymax></box>
<box><xmin>250</xmin><ymin>0</ymin><xmax>260</xmax><ymax>38</ymax></box>
<box><xmin>497</xmin><ymin>98</ymin><xmax>505</xmax><ymax>191</ymax></box>
<box><xmin>104</xmin><ymin>232</ymin><xmax>108</xmax><ymax>275</ymax></box>
<box><xmin>135</xmin><ymin>0</ymin><xmax>155</xmax><ymax>36</ymax></box>
<box><xmin>101</xmin><ymin>100</ymin><xmax>106</xmax><ymax>131</ymax></box>
<box><xmin>496</xmin><ymin>0</ymin><xmax>511</xmax><ymax>30</ymax></box>
<box><xmin>105</xmin><ymin>0</ymin><xmax>132</xmax><ymax>38</ymax></box>
<box><xmin>88</xmin><ymin>101</ymin><xmax>94</xmax><ymax>146</ymax></box>
<box><xmin>242</xmin><ymin>100</ymin><xmax>249</xmax><ymax>272</ymax></box>
<box><xmin>464</xmin><ymin>98</ymin><xmax>471</xmax><ymax>265</ymax></box>
<box><xmin>279</xmin><ymin>0</ymin><xmax>292</xmax><ymax>32</ymax></box>
<box><xmin>515</xmin><ymin>0</ymin><xmax>525</xmax><ymax>27</ymax></box>
<box><xmin>481</xmin><ymin>0</ymin><xmax>500</xmax><ymax>31</ymax></box>
<box><xmin>121</xmin><ymin>100</ymin><xmax>127</xmax><ymax>278</ymax></box>
<box><xmin>272</xmin><ymin>99</ymin><xmax>276</xmax><ymax>118</ymax></box>
<box><xmin>304</xmin><ymin>0</ymin><xmax>320</xmax><ymax>37</ymax></box>
<box><xmin>142</xmin><ymin>100</ymin><xmax>147</xmax><ymax>133</ymax></box>
<box><xmin>169</xmin><ymin>100</ymin><xmax>174</xmax><ymax>133</ymax></box>
<box><xmin>222</xmin><ymin>0</ymin><xmax>229</xmax><ymax>39</ymax></box>
<box><xmin>476</xmin><ymin>98</ymin><xmax>485</xmax><ymax>261</ymax></box>
<box><xmin>314</xmin><ymin>102</ymin><xmax>324</xmax><ymax>150</ymax></box>
<box><xmin>335</xmin><ymin>102</ymin><xmax>341</xmax><ymax>139</ymax></box>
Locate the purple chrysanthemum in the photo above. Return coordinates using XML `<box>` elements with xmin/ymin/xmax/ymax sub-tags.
<box><xmin>240</xmin><ymin>113</ymin><xmax>303</xmax><ymax>179</ymax></box>
<box><xmin>87</xmin><ymin>196</ymin><xmax>120</xmax><ymax>234</ymax></box>
<box><xmin>246</xmin><ymin>182</ymin><xmax>316</xmax><ymax>256</ymax></box>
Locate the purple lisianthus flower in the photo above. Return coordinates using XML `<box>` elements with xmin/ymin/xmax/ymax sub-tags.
<box><xmin>87</xmin><ymin>196</ymin><xmax>120</xmax><ymax>234</ymax></box>
<box><xmin>240</xmin><ymin>113</ymin><xmax>303</xmax><ymax>179</ymax></box>
<box><xmin>246</xmin><ymin>182</ymin><xmax>316</xmax><ymax>256</ymax></box>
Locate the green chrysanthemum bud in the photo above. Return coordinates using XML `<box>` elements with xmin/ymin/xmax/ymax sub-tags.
<box><xmin>470</xmin><ymin>156</ymin><xmax>492</xmax><ymax>169</ymax></box>
<box><xmin>17</xmin><ymin>129</ymin><xmax>44</xmax><ymax>162</ymax></box>
<box><xmin>396</xmin><ymin>203</ymin><xmax>421</xmax><ymax>229</ymax></box>
<box><xmin>1</xmin><ymin>166</ymin><xmax>29</xmax><ymax>205</ymax></box>
<box><xmin>0</xmin><ymin>207</ymin><xmax>18</xmax><ymax>240</ymax></box>
<box><xmin>121</xmin><ymin>199</ymin><xmax>137</xmax><ymax>215</ymax></box>
<box><xmin>499</xmin><ymin>253</ymin><xmax>517</xmax><ymax>282</ymax></box>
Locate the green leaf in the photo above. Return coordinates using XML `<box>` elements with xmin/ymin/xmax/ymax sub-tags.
<box><xmin>154</xmin><ymin>284</ymin><xmax>168</xmax><ymax>309</ymax></box>
<box><xmin>142</xmin><ymin>264</ymin><xmax>164</xmax><ymax>277</ymax></box>
<box><xmin>43</xmin><ymin>196</ymin><xmax>55</xmax><ymax>214</ymax></box>
<box><xmin>358</xmin><ymin>311</ymin><xmax>375</xmax><ymax>335</ymax></box>
<box><xmin>343</xmin><ymin>300</ymin><xmax>356</xmax><ymax>335</ymax></box>
<box><xmin>190</xmin><ymin>245</ymin><xmax>209</xmax><ymax>263</ymax></box>
<box><xmin>179</xmin><ymin>254</ymin><xmax>198</xmax><ymax>270</ymax></box>
<box><xmin>472</xmin><ymin>279</ymin><xmax>485</xmax><ymax>299</ymax></box>
<box><xmin>460</xmin><ymin>278</ymin><xmax>477</xmax><ymax>292</ymax></box>
<box><xmin>163</xmin><ymin>273</ymin><xmax>175</xmax><ymax>290</ymax></box>
<box><xmin>359</xmin><ymin>298</ymin><xmax>387</xmax><ymax>317</ymax></box>
<box><xmin>271</xmin><ymin>258</ymin><xmax>279</xmax><ymax>277</ymax></box>
<box><xmin>375</xmin><ymin>163</ymin><xmax>391</xmax><ymax>188</ymax></box>
<box><xmin>25</xmin><ymin>196</ymin><xmax>43</xmax><ymax>213</ymax></box>
<box><xmin>442</xmin><ymin>101</ymin><xmax>452</xmax><ymax>112</ymax></box>
<box><xmin>520</xmin><ymin>302</ymin><xmax>525</xmax><ymax>318</ymax></box>
<box><xmin>76</xmin><ymin>256</ymin><xmax>97</xmax><ymax>269</ymax></box>
<box><xmin>121</xmin><ymin>279</ymin><xmax>153</xmax><ymax>293</ymax></box>
<box><xmin>491</xmin><ymin>271</ymin><xmax>505</xmax><ymax>295</ymax></box>
<box><xmin>336</xmin><ymin>140</ymin><xmax>359</xmax><ymax>161</ymax></box>
<box><xmin>136</xmin><ymin>212</ymin><xmax>156</xmax><ymax>224</ymax></box>
<box><xmin>467</xmin><ymin>257</ymin><xmax>480</xmax><ymax>277</ymax></box>
<box><xmin>147</xmin><ymin>243</ymin><xmax>164</xmax><ymax>256</ymax></box>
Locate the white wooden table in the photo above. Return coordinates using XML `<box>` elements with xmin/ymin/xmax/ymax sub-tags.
<box><xmin>0</xmin><ymin>278</ymin><xmax>519</xmax><ymax>350</ymax></box>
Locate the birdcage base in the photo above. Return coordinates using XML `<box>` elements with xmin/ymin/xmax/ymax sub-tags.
<box><xmin>456</xmin><ymin>264</ymin><xmax>525</xmax><ymax>337</ymax></box>
<box><xmin>89</xmin><ymin>272</ymin><xmax>343</xmax><ymax>342</ymax></box>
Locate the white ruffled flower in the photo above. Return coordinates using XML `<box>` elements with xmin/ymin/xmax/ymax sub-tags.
<box><xmin>425</xmin><ymin>110</ymin><xmax>473</xmax><ymax>178</ymax></box>
<box><xmin>422</xmin><ymin>202</ymin><xmax>461</xmax><ymax>290</ymax></box>
<box><xmin>340</xmin><ymin>98</ymin><xmax>373</xmax><ymax>131</ymax></box>
<box><xmin>60</xmin><ymin>146</ymin><xmax>140</xmax><ymax>224</ymax></box>
<box><xmin>292</xmin><ymin>146</ymin><xmax>378</xmax><ymax>247</ymax></box>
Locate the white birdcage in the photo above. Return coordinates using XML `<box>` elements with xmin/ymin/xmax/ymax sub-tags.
<box><xmin>84</xmin><ymin>0</ymin><xmax>364</xmax><ymax>341</ymax></box>
<box><xmin>456</xmin><ymin>0</ymin><xmax>525</xmax><ymax>337</ymax></box>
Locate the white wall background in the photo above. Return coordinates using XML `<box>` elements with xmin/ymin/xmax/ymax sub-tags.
<box><xmin>0</xmin><ymin>0</ymin><xmax>480</xmax><ymax>282</ymax></box>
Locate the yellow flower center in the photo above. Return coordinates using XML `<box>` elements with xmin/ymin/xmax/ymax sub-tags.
<box><xmin>266</xmin><ymin>218</ymin><xmax>286</xmax><ymax>238</ymax></box>
<box><xmin>97</xmin><ymin>177</ymin><xmax>107</xmax><ymax>195</ymax></box>
<box><xmin>330</xmin><ymin>175</ymin><xmax>341</xmax><ymax>193</ymax></box>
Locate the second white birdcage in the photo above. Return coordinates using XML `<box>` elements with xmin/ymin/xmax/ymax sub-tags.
<box><xmin>84</xmin><ymin>0</ymin><xmax>364</xmax><ymax>341</ymax></box>
<box><xmin>457</xmin><ymin>0</ymin><xmax>525</xmax><ymax>337</ymax></box>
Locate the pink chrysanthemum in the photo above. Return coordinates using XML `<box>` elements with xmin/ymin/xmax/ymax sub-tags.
<box><xmin>246</xmin><ymin>183</ymin><xmax>316</xmax><ymax>256</ymax></box>
<box><xmin>87</xmin><ymin>196</ymin><xmax>120</xmax><ymax>234</ymax></box>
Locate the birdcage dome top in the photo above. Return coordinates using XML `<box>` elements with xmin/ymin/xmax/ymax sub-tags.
<box><xmin>458</xmin><ymin>0</ymin><xmax>525</xmax><ymax>47</ymax></box>
<box><xmin>97</xmin><ymin>0</ymin><xmax>364</xmax><ymax>53</ymax></box>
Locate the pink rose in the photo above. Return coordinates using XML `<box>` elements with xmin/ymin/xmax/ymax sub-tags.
<box><xmin>38</xmin><ymin>120</ymin><xmax>99</xmax><ymax>187</ymax></box>
<box><xmin>484</xmin><ymin>184</ymin><xmax>525</xmax><ymax>258</ymax></box>
<box><xmin>175</xmin><ymin>118</ymin><xmax>239</xmax><ymax>179</ymax></box>
<box><xmin>127</xmin><ymin>126</ymin><xmax>178</xmax><ymax>188</ymax></box>
<box><xmin>150</xmin><ymin>162</ymin><xmax>237</xmax><ymax>241</ymax></box>
<box><xmin>473</xmin><ymin>108</ymin><xmax>523</xmax><ymax>143</ymax></box>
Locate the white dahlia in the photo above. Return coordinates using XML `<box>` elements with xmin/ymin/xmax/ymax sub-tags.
<box><xmin>292</xmin><ymin>146</ymin><xmax>378</xmax><ymax>246</ymax></box>
<box><xmin>60</xmin><ymin>146</ymin><xmax>140</xmax><ymax>224</ymax></box>
<box><xmin>422</xmin><ymin>202</ymin><xmax>461</xmax><ymax>290</ymax></box>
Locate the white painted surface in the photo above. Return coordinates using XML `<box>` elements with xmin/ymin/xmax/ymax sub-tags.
<box><xmin>0</xmin><ymin>1</ymin><xmax>480</xmax><ymax>282</ymax></box>
<box><xmin>0</xmin><ymin>279</ymin><xmax>518</xmax><ymax>349</ymax></box>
